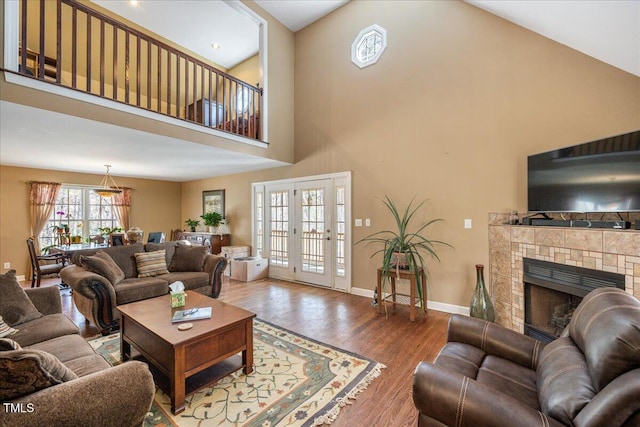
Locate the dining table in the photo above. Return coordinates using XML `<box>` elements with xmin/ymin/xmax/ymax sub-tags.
<box><xmin>49</xmin><ymin>243</ymin><xmax>108</xmax><ymax>264</ymax></box>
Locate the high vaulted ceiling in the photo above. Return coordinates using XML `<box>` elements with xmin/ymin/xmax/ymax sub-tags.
<box><xmin>1</xmin><ymin>1</ymin><xmax>638</xmax><ymax>182</ymax></box>
<box><xmin>466</xmin><ymin>0</ymin><xmax>639</xmax><ymax>78</ymax></box>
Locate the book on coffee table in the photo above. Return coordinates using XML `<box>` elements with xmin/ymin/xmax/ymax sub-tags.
<box><xmin>172</xmin><ymin>306</ymin><xmax>212</xmax><ymax>323</ymax></box>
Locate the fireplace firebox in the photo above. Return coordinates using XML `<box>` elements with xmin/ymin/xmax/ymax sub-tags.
<box><xmin>523</xmin><ymin>258</ymin><xmax>625</xmax><ymax>343</ymax></box>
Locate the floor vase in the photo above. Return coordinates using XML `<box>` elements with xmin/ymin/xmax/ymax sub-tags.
<box><xmin>470</xmin><ymin>264</ymin><xmax>495</xmax><ymax>322</ymax></box>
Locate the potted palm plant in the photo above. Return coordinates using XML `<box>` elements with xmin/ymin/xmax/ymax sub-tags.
<box><xmin>356</xmin><ymin>196</ymin><xmax>452</xmax><ymax>306</ymax></box>
<box><xmin>184</xmin><ymin>218</ymin><xmax>200</xmax><ymax>232</ymax></box>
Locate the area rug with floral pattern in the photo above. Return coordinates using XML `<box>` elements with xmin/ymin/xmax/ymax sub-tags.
<box><xmin>88</xmin><ymin>319</ymin><xmax>386</xmax><ymax>426</ymax></box>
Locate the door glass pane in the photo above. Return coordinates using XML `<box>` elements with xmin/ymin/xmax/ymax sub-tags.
<box><xmin>336</xmin><ymin>186</ymin><xmax>345</xmax><ymax>277</ymax></box>
<box><xmin>255</xmin><ymin>191</ymin><xmax>263</xmax><ymax>257</ymax></box>
<box><xmin>269</xmin><ymin>191</ymin><xmax>288</xmax><ymax>267</ymax></box>
<box><xmin>301</xmin><ymin>188</ymin><xmax>324</xmax><ymax>274</ymax></box>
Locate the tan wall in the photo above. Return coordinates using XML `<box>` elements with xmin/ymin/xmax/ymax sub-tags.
<box><xmin>229</xmin><ymin>55</ymin><xmax>260</xmax><ymax>87</ymax></box>
<box><xmin>243</xmin><ymin>0</ymin><xmax>294</xmax><ymax>158</ymax></box>
<box><xmin>0</xmin><ymin>165</ymin><xmax>181</xmax><ymax>278</ymax></box>
<box><xmin>180</xmin><ymin>1</ymin><xmax>640</xmax><ymax>308</ymax></box>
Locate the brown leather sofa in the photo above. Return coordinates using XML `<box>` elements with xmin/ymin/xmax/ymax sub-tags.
<box><xmin>413</xmin><ymin>287</ymin><xmax>640</xmax><ymax>427</ymax></box>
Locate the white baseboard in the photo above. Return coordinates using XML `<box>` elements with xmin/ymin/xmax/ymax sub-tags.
<box><xmin>350</xmin><ymin>286</ymin><xmax>469</xmax><ymax>316</ymax></box>
<box><xmin>349</xmin><ymin>286</ymin><xmax>374</xmax><ymax>299</ymax></box>
<box><xmin>427</xmin><ymin>300</ymin><xmax>470</xmax><ymax>316</ymax></box>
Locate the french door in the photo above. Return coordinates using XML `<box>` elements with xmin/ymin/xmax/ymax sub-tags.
<box><xmin>253</xmin><ymin>173</ymin><xmax>351</xmax><ymax>291</ymax></box>
<box><xmin>294</xmin><ymin>179</ymin><xmax>332</xmax><ymax>287</ymax></box>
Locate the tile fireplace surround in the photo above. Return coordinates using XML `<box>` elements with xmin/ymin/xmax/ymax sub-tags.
<box><xmin>488</xmin><ymin>213</ymin><xmax>640</xmax><ymax>333</ymax></box>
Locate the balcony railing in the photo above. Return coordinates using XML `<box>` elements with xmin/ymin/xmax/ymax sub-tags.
<box><xmin>16</xmin><ymin>0</ymin><xmax>262</xmax><ymax>141</ymax></box>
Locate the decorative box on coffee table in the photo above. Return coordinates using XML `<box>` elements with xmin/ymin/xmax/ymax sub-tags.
<box><xmin>231</xmin><ymin>257</ymin><xmax>269</xmax><ymax>282</ymax></box>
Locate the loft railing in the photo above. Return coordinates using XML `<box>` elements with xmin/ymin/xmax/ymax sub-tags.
<box><xmin>17</xmin><ymin>0</ymin><xmax>262</xmax><ymax>141</ymax></box>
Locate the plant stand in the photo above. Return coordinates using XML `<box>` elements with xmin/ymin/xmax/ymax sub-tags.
<box><xmin>376</xmin><ymin>267</ymin><xmax>427</xmax><ymax>321</ymax></box>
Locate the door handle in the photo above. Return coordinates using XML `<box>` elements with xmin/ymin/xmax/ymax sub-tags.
<box><xmin>326</xmin><ymin>236</ymin><xmax>331</xmax><ymax>241</ymax></box>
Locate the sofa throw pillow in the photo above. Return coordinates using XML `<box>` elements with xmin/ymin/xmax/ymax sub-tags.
<box><xmin>0</xmin><ymin>337</ymin><xmax>21</xmax><ymax>351</ymax></box>
<box><xmin>0</xmin><ymin>316</ymin><xmax>18</xmax><ymax>338</ymax></box>
<box><xmin>169</xmin><ymin>245</ymin><xmax>208</xmax><ymax>272</ymax></box>
<box><xmin>0</xmin><ymin>348</ymin><xmax>78</xmax><ymax>400</ymax></box>
<box><xmin>135</xmin><ymin>250</ymin><xmax>169</xmax><ymax>278</ymax></box>
<box><xmin>80</xmin><ymin>252</ymin><xmax>126</xmax><ymax>285</ymax></box>
<box><xmin>0</xmin><ymin>270</ymin><xmax>42</xmax><ymax>326</ymax></box>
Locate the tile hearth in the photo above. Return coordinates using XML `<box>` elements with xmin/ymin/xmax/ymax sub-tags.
<box><xmin>488</xmin><ymin>213</ymin><xmax>640</xmax><ymax>333</ymax></box>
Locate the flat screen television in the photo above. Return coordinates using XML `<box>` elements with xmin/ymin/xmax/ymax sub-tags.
<box><xmin>527</xmin><ymin>130</ymin><xmax>640</xmax><ymax>213</ymax></box>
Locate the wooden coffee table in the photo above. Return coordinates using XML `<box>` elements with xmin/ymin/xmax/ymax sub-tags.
<box><xmin>117</xmin><ymin>291</ymin><xmax>256</xmax><ymax>414</ymax></box>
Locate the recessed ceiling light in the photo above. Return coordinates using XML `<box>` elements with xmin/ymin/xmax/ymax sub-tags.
<box><xmin>129</xmin><ymin>0</ymin><xmax>139</xmax><ymax>6</ymax></box>
<box><xmin>211</xmin><ymin>43</ymin><xmax>221</xmax><ymax>50</ymax></box>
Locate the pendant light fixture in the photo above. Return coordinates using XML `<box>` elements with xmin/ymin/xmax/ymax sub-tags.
<box><xmin>94</xmin><ymin>164</ymin><xmax>122</xmax><ymax>198</ymax></box>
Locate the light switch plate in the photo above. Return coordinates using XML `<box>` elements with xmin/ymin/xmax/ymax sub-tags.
<box><xmin>365</xmin><ymin>218</ymin><xmax>371</xmax><ymax>227</ymax></box>
<box><xmin>464</xmin><ymin>219</ymin><xmax>472</xmax><ymax>229</ymax></box>
<box><xmin>355</xmin><ymin>218</ymin><xmax>363</xmax><ymax>227</ymax></box>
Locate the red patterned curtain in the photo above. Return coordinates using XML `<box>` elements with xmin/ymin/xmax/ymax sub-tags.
<box><xmin>29</xmin><ymin>181</ymin><xmax>62</xmax><ymax>253</ymax></box>
<box><xmin>112</xmin><ymin>188</ymin><xmax>131</xmax><ymax>232</ymax></box>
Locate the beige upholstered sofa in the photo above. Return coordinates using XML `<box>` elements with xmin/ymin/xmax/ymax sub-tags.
<box><xmin>413</xmin><ymin>287</ymin><xmax>640</xmax><ymax>427</ymax></box>
<box><xmin>0</xmin><ymin>270</ymin><xmax>155</xmax><ymax>427</ymax></box>
<box><xmin>60</xmin><ymin>241</ymin><xmax>227</xmax><ymax>334</ymax></box>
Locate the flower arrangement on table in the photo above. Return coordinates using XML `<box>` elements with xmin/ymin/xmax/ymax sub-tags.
<box><xmin>52</xmin><ymin>211</ymin><xmax>69</xmax><ymax>234</ymax></box>
<box><xmin>52</xmin><ymin>211</ymin><xmax>70</xmax><ymax>245</ymax></box>
<box><xmin>71</xmin><ymin>223</ymin><xmax>83</xmax><ymax>244</ymax></box>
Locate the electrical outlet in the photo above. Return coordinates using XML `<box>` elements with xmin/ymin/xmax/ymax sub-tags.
<box><xmin>365</xmin><ymin>218</ymin><xmax>371</xmax><ymax>227</ymax></box>
<box><xmin>3</xmin><ymin>262</ymin><xmax>10</xmax><ymax>269</ymax></box>
<box><xmin>464</xmin><ymin>219</ymin><xmax>472</xmax><ymax>229</ymax></box>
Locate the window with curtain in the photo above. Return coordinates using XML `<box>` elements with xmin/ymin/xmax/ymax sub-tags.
<box><xmin>39</xmin><ymin>186</ymin><xmax>121</xmax><ymax>248</ymax></box>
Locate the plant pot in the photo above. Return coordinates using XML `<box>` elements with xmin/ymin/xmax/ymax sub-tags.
<box><xmin>190</xmin><ymin>227</ymin><xmax>196</xmax><ymax>232</ymax></box>
<box><xmin>391</xmin><ymin>252</ymin><xmax>409</xmax><ymax>269</ymax></box>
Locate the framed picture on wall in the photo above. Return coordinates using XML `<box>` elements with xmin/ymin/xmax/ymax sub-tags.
<box><xmin>203</xmin><ymin>189</ymin><xmax>225</xmax><ymax>217</ymax></box>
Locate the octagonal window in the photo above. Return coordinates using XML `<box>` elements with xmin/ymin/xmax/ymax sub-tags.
<box><xmin>351</xmin><ymin>24</ymin><xmax>387</xmax><ymax>68</ymax></box>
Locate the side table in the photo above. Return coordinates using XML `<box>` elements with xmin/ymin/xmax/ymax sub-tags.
<box><xmin>377</xmin><ymin>267</ymin><xmax>427</xmax><ymax>321</ymax></box>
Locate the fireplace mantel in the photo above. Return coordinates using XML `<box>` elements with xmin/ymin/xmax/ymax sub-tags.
<box><xmin>488</xmin><ymin>213</ymin><xmax>640</xmax><ymax>332</ymax></box>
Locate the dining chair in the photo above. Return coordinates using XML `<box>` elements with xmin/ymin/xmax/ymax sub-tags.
<box><xmin>147</xmin><ymin>231</ymin><xmax>165</xmax><ymax>243</ymax></box>
<box><xmin>170</xmin><ymin>229</ymin><xmax>182</xmax><ymax>241</ymax></box>
<box><xmin>26</xmin><ymin>237</ymin><xmax>68</xmax><ymax>288</ymax></box>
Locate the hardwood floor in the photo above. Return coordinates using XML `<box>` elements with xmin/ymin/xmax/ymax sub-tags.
<box><xmin>26</xmin><ymin>276</ymin><xmax>450</xmax><ymax>427</ymax></box>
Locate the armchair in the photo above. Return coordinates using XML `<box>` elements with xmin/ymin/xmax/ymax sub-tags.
<box><xmin>413</xmin><ymin>287</ymin><xmax>640</xmax><ymax>427</ymax></box>
<box><xmin>26</xmin><ymin>238</ymin><xmax>67</xmax><ymax>288</ymax></box>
